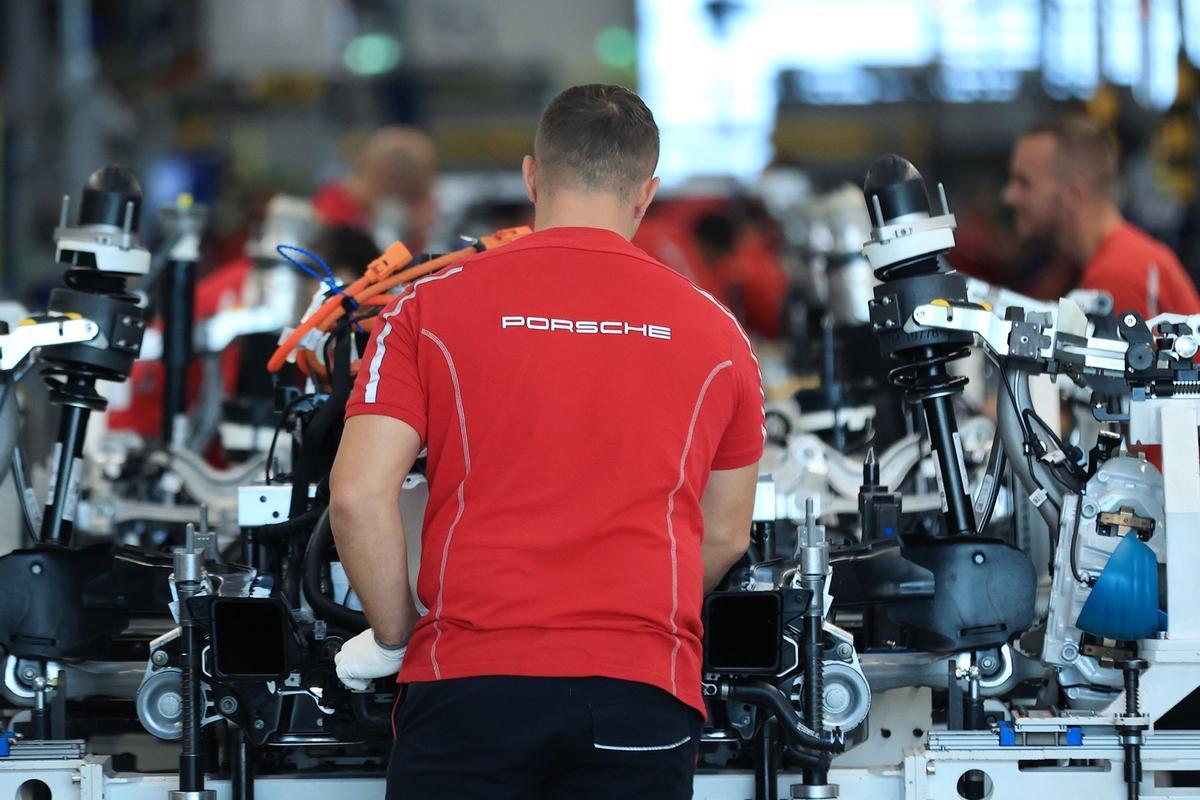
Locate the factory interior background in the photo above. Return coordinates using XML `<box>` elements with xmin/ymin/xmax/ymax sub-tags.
<box><xmin>4</xmin><ymin>2</ymin><xmax>1200</xmax><ymax>799</ymax></box>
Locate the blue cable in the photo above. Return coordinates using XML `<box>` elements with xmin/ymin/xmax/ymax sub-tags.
<box><xmin>276</xmin><ymin>244</ymin><xmax>365</xmax><ymax>334</ymax></box>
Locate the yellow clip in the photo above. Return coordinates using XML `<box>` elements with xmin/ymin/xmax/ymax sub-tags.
<box><xmin>930</xmin><ymin>299</ymin><xmax>951</xmax><ymax>308</ymax></box>
<box><xmin>979</xmin><ymin>302</ymin><xmax>992</xmax><ymax>312</ymax></box>
<box><xmin>17</xmin><ymin>318</ymin><xmax>36</xmax><ymax>327</ymax></box>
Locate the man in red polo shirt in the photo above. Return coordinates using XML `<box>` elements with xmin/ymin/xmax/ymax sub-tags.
<box><xmin>329</xmin><ymin>84</ymin><xmax>762</xmax><ymax>798</ymax></box>
<box><xmin>1003</xmin><ymin>114</ymin><xmax>1200</xmax><ymax>320</ymax></box>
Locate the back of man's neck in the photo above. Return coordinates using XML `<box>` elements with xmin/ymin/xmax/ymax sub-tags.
<box><xmin>534</xmin><ymin>195</ymin><xmax>635</xmax><ymax>241</ymax></box>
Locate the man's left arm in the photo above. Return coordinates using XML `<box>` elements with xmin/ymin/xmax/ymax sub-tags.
<box><xmin>330</xmin><ymin>414</ymin><xmax>422</xmax><ymax>648</ymax></box>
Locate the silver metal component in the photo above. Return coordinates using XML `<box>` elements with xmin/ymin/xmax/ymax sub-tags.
<box><xmin>791</xmin><ymin>784</ymin><xmax>839</xmax><ymax>799</ymax></box>
<box><xmin>135</xmin><ymin>668</ymin><xmax>183</xmax><ymax>741</ymax></box>
<box><xmin>0</xmin><ymin>317</ymin><xmax>99</xmax><ymax>371</ymax></box>
<box><xmin>793</xmin><ymin>660</ymin><xmax>871</xmax><ymax>733</ymax></box>
<box><xmin>218</xmin><ymin>696</ymin><xmax>238</xmax><ymax>716</ymax></box>
<box><xmin>0</xmin><ymin>740</ymin><xmax>86</xmax><ymax>760</ymax></box>
<box><xmin>238</xmin><ymin>485</ymin><xmax>294</xmax><ymax>527</ymax></box>
<box><xmin>861</xmin><ymin>196</ymin><xmax>956</xmax><ymax>274</ymax></box>
<box><xmin>168</xmin><ymin>791</ymin><xmax>216</xmax><ymax>800</ymax></box>
<box><xmin>152</xmin><ymin>650</ymin><xmax>170</xmax><ymax>667</ymax></box>
<box><xmin>1043</xmin><ymin>463</ymin><xmax>1166</xmax><ymax>698</ymax></box>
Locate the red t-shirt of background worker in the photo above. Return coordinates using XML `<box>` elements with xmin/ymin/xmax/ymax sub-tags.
<box><xmin>1081</xmin><ymin>222</ymin><xmax>1200</xmax><ymax>319</ymax></box>
<box><xmin>344</xmin><ymin>226</ymin><xmax>765</xmax><ymax>717</ymax></box>
<box><xmin>312</xmin><ymin>182</ymin><xmax>368</xmax><ymax>229</ymax></box>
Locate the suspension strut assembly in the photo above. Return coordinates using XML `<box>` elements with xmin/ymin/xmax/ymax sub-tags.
<box><xmin>39</xmin><ymin>166</ymin><xmax>150</xmax><ymax>546</ymax></box>
<box><xmin>862</xmin><ymin>155</ymin><xmax>976</xmax><ymax>537</ymax></box>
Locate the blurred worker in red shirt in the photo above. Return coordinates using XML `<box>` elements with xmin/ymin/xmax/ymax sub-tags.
<box><xmin>313</xmin><ymin>126</ymin><xmax>439</xmax><ymax>253</ymax></box>
<box><xmin>1003</xmin><ymin>114</ymin><xmax>1200</xmax><ymax>319</ymax></box>
<box><xmin>636</xmin><ymin>198</ymin><xmax>788</xmax><ymax>339</ymax></box>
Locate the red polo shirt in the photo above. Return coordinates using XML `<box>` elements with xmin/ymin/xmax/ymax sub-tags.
<box><xmin>1082</xmin><ymin>222</ymin><xmax>1200</xmax><ymax>319</ymax></box>
<box><xmin>344</xmin><ymin>226</ymin><xmax>764</xmax><ymax>715</ymax></box>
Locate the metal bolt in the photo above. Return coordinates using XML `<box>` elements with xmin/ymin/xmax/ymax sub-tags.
<box><xmin>980</xmin><ymin>656</ymin><xmax>997</xmax><ymax>671</ymax></box>
<box><xmin>253</xmin><ymin>719</ymin><xmax>265</xmax><ymax>730</ymax></box>
<box><xmin>151</xmin><ymin>650</ymin><xmax>169</xmax><ymax>667</ymax></box>
<box><xmin>1124</xmin><ymin>314</ymin><xmax>1137</xmax><ymax>327</ymax></box>
<box><xmin>740</xmin><ymin>715</ymin><xmax>752</xmax><ymax>725</ymax></box>
<box><xmin>219</xmin><ymin>696</ymin><xmax>238</xmax><ymax>715</ymax></box>
<box><xmin>972</xmin><ymin>552</ymin><xmax>986</xmax><ymax>565</ymax></box>
<box><xmin>157</xmin><ymin>693</ymin><xmax>182</xmax><ymax>720</ymax></box>
<box><xmin>882</xmin><ymin>296</ymin><xmax>891</xmax><ymax>305</ymax></box>
<box><xmin>30</xmin><ymin>563</ymin><xmax>42</xmax><ymax>576</ymax></box>
<box><xmin>835</xmin><ymin>642</ymin><xmax>854</xmax><ymax>661</ymax></box>
<box><xmin>20</xmin><ymin>666</ymin><xmax>37</xmax><ymax>682</ymax></box>
<box><xmin>926</xmin><ymin>762</ymin><xmax>936</xmax><ymax>775</ymax></box>
<box><xmin>885</xmin><ymin>319</ymin><xmax>896</xmax><ymax>328</ymax></box>
<box><xmin>1063</xmin><ymin>643</ymin><xmax>1079</xmax><ymax>662</ymax></box>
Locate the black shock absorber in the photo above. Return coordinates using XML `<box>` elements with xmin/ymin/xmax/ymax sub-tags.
<box><xmin>862</xmin><ymin>155</ymin><xmax>976</xmax><ymax>537</ymax></box>
<box><xmin>38</xmin><ymin>166</ymin><xmax>150</xmax><ymax>545</ymax></box>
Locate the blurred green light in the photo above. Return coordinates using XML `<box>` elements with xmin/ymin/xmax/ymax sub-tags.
<box><xmin>344</xmin><ymin>33</ymin><xmax>402</xmax><ymax>76</ymax></box>
<box><xmin>594</xmin><ymin>26</ymin><xmax>636</xmax><ymax>69</ymax></box>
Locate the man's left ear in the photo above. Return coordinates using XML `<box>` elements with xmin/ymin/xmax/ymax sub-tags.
<box><xmin>633</xmin><ymin>176</ymin><xmax>661</xmax><ymax>221</ymax></box>
<box><xmin>521</xmin><ymin>155</ymin><xmax>538</xmax><ymax>204</ymax></box>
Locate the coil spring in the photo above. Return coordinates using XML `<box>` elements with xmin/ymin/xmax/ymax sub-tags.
<box><xmin>887</xmin><ymin>345</ymin><xmax>971</xmax><ymax>403</ymax></box>
<box><xmin>1170</xmin><ymin>380</ymin><xmax>1200</xmax><ymax>395</ymax></box>
<box><xmin>42</xmin><ymin>363</ymin><xmax>119</xmax><ymax>411</ymax></box>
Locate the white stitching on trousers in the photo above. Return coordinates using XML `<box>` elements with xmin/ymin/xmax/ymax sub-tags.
<box><xmin>594</xmin><ymin>736</ymin><xmax>692</xmax><ymax>752</ymax></box>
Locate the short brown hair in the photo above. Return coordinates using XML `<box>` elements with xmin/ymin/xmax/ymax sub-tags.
<box><xmin>534</xmin><ymin>84</ymin><xmax>659</xmax><ymax>199</ymax></box>
<box><xmin>1024</xmin><ymin>115</ymin><xmax>1118</xmax><ymax>197</ymax></box>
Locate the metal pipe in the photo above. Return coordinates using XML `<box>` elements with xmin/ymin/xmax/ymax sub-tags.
<box><xmin>40</xmin><ymin>404</ymin><xmax>89</xmax><ymax>545</ymax></box>
<box><xmin>175</xmin><ymin>525</ymin><xmax>206</xmax><ymax>793</ymax></box>
<box><xmin>799</xmin><ymin>498</ymin><xmax>830</xmax><ymax>788</ymax></box>
<box><xmin>161</xmin><ymin>255</ymin><xmax>196</xmax><ymax>446</ymax></box>
<box><xmin>754</xmin><ymin>719</ymin><xmax>779</xmax><ymax>800</ymax></box>
<box><xmin>230</xmin><ymin>725</ymin><xmax>254</xmax><ymax>800</ymax></box>
<box><xmin>998</xmin><ymin>370</ymin><xmax>1063</xmax><ymax>530</ymax></box>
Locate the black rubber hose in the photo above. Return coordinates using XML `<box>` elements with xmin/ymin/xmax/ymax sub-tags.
<box><xmin>783</xmin><ymin>744</ymin><xmax>833</xmax><ymax>772</ymax></box>
<box><xmin>723</xmin><ymin>681</ymin><xmax>844</xmax><ymax>752</ymax></box>
<box><xmin>302</xmin><ymin>509</ymin><xmax>368</xmax><ymax>631</ymax></box>
<box><xmin>350</xmin><ymin>692</ymin><xmax>393</xmax><ymax>734</ymax></box>
<box><xmin>252</xmin><ymin>505</ymin><xmax>324</xmax><ymax>541</ymax></box>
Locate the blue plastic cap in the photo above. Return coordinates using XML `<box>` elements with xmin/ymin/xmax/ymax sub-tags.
<box><xmin>1076</xmin><ymin>534</ymin><xmax>1160</xmax><ymax>641</ymax></box>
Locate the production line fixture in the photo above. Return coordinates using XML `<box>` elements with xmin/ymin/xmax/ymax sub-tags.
<box><xmin>4</xmin><ymin>158</ymin><xmax>1200</xmax><ymax>800</ymax></box>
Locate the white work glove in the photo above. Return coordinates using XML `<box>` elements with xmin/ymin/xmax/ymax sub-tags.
<box><xmin>335</xmin><ymin>629</ymin><xmax>406</xmax><ymax>691</ymax></box>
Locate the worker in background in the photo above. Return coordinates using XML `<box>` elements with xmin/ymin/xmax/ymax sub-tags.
<box><xmin>329</xmin><ymin>84</ymin><xmax>762</xmax><ymax>799</ymax></box>
<box><xmin>1003</xmin><ymin>114</ymin><xmax>1200</xmax><ymax>319</ymax></box>
<box><xmin>313</xmin><ymin>126</ymin><xmax>439</xmax><ymax>253</ymax></box>
<box><xmin>635</xmin><ymin>196</ymin><xmax>789</xmax><ymax>338</ymax></box>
